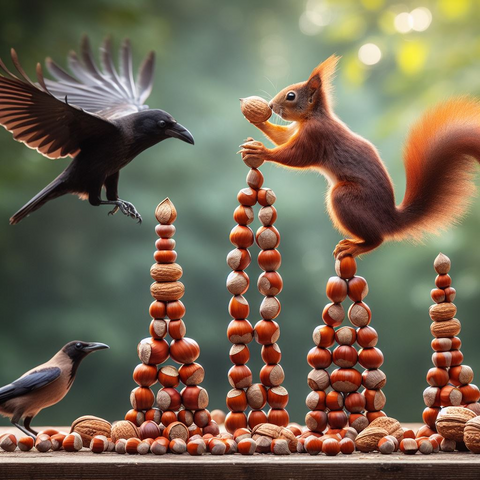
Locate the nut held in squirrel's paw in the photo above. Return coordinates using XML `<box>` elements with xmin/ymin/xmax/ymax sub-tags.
<box><xmin>240</xmin><ymin>96</ymin><xmax>272</xmax><ymax>124</ymax></box>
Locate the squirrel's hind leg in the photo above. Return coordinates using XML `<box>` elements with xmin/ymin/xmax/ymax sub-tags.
<box><xmin>333</xmin><ymin>238</ymin><xmax>382</xmax><ymax>259</ymax></box>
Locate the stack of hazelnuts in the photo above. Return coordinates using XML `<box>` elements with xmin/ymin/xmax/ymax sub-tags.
<box><xmin>422</xmin><ymin>253</ymin><xmax>480</xmax><ymax>434</ymax></box>
<box><xmin>305</xmin><ymin>255</ymin><xmax>387</xmax><ymax>436</ymax></box>
<box><xmin>127</xmin><ymin>198</ymin><xmax>216</xmax><ymax>437</ymax></box>
<box><xmin>225</xmin><ymin>150</ymin><xmax>289</xmax><ymax>433</ymax></box>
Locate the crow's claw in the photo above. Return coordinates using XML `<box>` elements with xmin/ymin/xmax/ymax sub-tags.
<box><xmin>108</xmin><ymin>206</ymin><xmax>119</xmax><ymax>216</ymax></box>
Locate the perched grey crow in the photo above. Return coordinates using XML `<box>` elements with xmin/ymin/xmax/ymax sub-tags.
<box><xmin>0</xmin><ymin>341</ymin><xmax>108</xmax><ymax>438</ymax></box>
<box><xmin>0</xmin><ymin>36</ymin><xmax>194</xmax><ymax>224</ymax></box>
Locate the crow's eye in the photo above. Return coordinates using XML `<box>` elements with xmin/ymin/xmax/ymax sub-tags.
<box><xmin>75</xmin><ymin>342</ymin><xmax>83</xmax><ymax>349</ymax></box>
<box><xmin>286</xmin><ymin>92</ymin><xmax>296</xmax><ymax>101</ymax></box>
<box><xmin>158</xmin><ymin>120</ymin><xmax>166</xmax><ymax>128</ymax></box>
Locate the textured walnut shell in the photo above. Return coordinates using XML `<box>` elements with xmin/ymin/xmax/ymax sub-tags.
<box><xmin>70</xmin><ymin>415</ymin><xmax>112</xmax><ymax>447</ymax></box>
<box><xmin>110</xmin><ymin>420</ymin><xmax>140</xmax><ymax>442</ymax></box>
<box><xmin>252</xmin><ymin>423</ymin><xmax>298</xmax><ymax>452</ymax></box>
<box><xmin>464</xmin><ymin>416</ymin><xmax>480</xmax><ymax>453</ymax></box>
<box><xmin>150</xmin><ymin>263</ymin><xmax>183</xmax><ymax>282</ymax></box>
<box><xmin>436</xmin><ymin>406</ymin><xmax>477</xmax><ymax>442</ymax></box>
<box><xmin>150</xmin><ymin>281</ymin><xmax>185</xmax><ymax>301</ymax></box>
<box><xmin>429</xmin><ymin>303</ymin><xmax>457</xmax><ymax>321</ymax></box>
<box><xmin>355</xmin><ymin>426</ymin><xmax>388</xmax><ymax>452</ymax></box>
<box><xmin>368</xmin><ymin>417</ymin><xmax>404</xmax><ymax>440</ymax></box>
<box><xmin>240</xmin><ymin>96</ymin><xmax>272</xmax><ymax>124</ymax></box>
<box><xmin>430</xmin><ymin>319</ymin><xmax>461</xmax><ymax>338</ymax></box>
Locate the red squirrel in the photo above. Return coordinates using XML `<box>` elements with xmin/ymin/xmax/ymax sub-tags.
<box><xmin>240</xmin><ymin>56</ymin><xmax>479</xmax><ymax>258</ymax></box>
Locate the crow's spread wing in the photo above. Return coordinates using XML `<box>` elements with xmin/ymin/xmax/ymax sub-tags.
<box><xmin>0</xmin><ymin>367</ymin><xmax>61</xmax><ymax>403</ymax></box>
<box><xmin>43</xmin><ymin>36</ymin><xmax>155</xmax><ymax>120</ymax></box>
<box><xmin>0</xmin><ymin>50</ymin><xmax>118</xmax><ymax>159</ymax></box>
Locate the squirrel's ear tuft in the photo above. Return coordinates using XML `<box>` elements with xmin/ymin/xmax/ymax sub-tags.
<box><xmin>308</xmin><ymin>55</ymin><xmax>340</xmax><ymax>89</ymax></box>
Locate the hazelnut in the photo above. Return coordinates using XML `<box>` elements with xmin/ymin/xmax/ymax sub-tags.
<box><xmin>267</xmin><ymin>408</ymin><xmax>289</xmax><ymax>427</ymax></box>
<box><xmin>256</xmin><ymin>226</ymin><xmax>280</xmax><ymax>250</ymax></box>
<box><xmin>234</xmin><ymin>205</ymin><xmax>255</xmax><ymax>226</ymax></box>
<box><xmin>305</xmin><ymin>410</ymin><xmax>327</xmax><ymax>433</ymax></box>
<box><xmin>181</xmin><ymin>385</ymin><xmax>209</xmax><ymax>410</ymax></box>
<box><xmin>326</xmin><ymin>277</ymin><xmax>348</xmax><ymax>303</ymax></box>
<box><xmin>18</xmin><ymin>436</ymin><xmax>34</xmax><ymax>452</ymax></box>
<box><xmin>260</xmin><ymin>364</ymin><xmax>285</xmax><ymax>387</ymax></box>
<box><xmin>246</xmin><ymin>383</ymin><xmax>268</xmax><ymax>409</ymax></box>
<box><xmin>225</xmin><ymin>412</ymin><xmax>248</xmax><ymax>434</ymax></box>
<box><xmin>335</xmin><ymin>255</ymin><xmax>357</xmax><ymax>279</ymax></box>
<box><xmin>178</xmin><ymin>362</ymin><xmax>205</xmax><ymax>386</ymax></box>
<box><xmin>155</xmin><ymin>198</ymin><xmax>177</xmax><ymax>224</ymax></box>
<box><xmin>347</xmin><ymin>276</ymin><xmax>368</xmax><ymax>302</ymax></box>
<box><xmin>0</xmin><ymin>433</ymin><xmax>17</xmax><ymax>452</ymax></box>
<box><xmin>400</xmin><ymin>438</ymin><xmax>418</xmax><ymax>454</ymax></box>
<box><xmin>229</xmin><ymin>295</ymin><xmax>250</xmax><ymax>320</ymax></box>
<box><xmin>169</xmin><ymin>438</ymin><xmax>187</xmax><ymax>454</ymax></box>
<box><xmin>307</xmin><ymin>347</ymin><xmax>332</xmax><ymax>369</ymax></box>
<box><xmin>348</xmin><ymin>302</ymin><xmax>371</xmax><ymax>327</ymax></box>
<box><xmin>322</xmin><ymin>438</ymin><xmax>340</xmax><ymax>456</ymax></box>
<box><xmin>230</xmin><ymin>225</ymin><xmax>254</xmax><ymax>250</ymax></box>
<box><xmin>90</xmin><ymin>435</ymin><xmax>109</xmax><ymax>454</ymax></box>
<box><xmin>262</xmin><ymin>343</ymin><xmax>282</xmax><ymax>364</ymax></box>
<box><xmin>323</xmin><ymin>303</ymin><xmax>345</xmax><ymax>327</ymax></box>
<box><xmin>312</xmin><ymin>325</ymin><xmax>335</xmax><ymax>348</ymax></box>
<box><xmin>307</xmin><ymin>368</ymin><xmax>330</xmax><ymax>391</ymax></box>
<box><xmin>237</xmin><ymin>438</ymin><xmax>257</xmax><ymax>455</ymax></box>
<box><xmin>246</xmin><ymin>167</ymin><xmax>264</xmax><ymax>190</ymax></box>
<box><xmin>339</xmin><ymin>437</ymin><xmax>355</xmax><ymax>454</ymax></box>
<box><xmin>240</xmin><ymin>96</ymin><xmax>272</xmax><ymax>123</ymax></box>
<box><xmin>258</xmin><ymin>249</ymin><xmax>282</xmax><ymax>272</ymax></box>
<box><xmin>227</xmin><ymin>248</ymin><xmax>252</xmax><ymax>271</ymax></box>
<box><xmin>258</xmin><ymin>205</ymin><xmax>277</xmax><ymax>226</ymax></box>
<box><xmin>237</xmin><ymin>187</ymin><xmax>258</xmax><ymax>207</ymax></box>
<box><xmin>63</xmin><ymin>432</ymin><xmax>83</xmax><ymax>452</ymax></box>
<box><xmin>434</xmin><ymin>252</ymin><xmax>451</xmax><ymax>274</ymax></box>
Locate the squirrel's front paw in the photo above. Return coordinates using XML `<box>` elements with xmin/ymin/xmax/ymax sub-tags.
<box><xmin>239</xmin><ymin>140</ymin><xmax>268</xmax><ymax>157</ymax></box>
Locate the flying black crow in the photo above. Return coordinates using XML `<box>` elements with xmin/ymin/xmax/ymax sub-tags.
<box><xmin>0</xmin><ymin>36</ymin><xmax>194</xmax><ymax>224</ymax></box>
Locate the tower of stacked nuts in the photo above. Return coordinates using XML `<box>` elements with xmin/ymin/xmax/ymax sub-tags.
<box><xmin>305</xmin><ymin>255</ymin><xmax>387</xmax><ymax>435</ymax></box>
<box><xmin>422</xmin><ymin>252</ymin><xmax>480</xmax><ymax>432</ymax></box>
<box><xmin>127</xmin><ymin>198</ymin><xmax>213</xmax><ymax>435</ymax></box>
<box><xmin>226</xmin><ymin>147</ymin><xmax>288</xmax><ymax>433</ymax></box>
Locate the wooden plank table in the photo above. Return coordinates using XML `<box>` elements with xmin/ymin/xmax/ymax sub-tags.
<box><xmin>1</xmin><ymin>425</ymin><xmax>480</xmax><ymax>480</ymax></box>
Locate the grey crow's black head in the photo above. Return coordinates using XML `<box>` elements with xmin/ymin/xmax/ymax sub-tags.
<box><xmin>63</xmin><ymin>341</ymin><xmax>109</xmax><ymax>363</ymax></box>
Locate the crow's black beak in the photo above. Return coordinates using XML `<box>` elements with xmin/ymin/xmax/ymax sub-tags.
<box><xmin>165</xmin><ymin>123</ymin><xmax>195</xmax><ymax>145</ymax></box>
<box><xmin>83</xmin><ymin>342</ymin><xmax>109</xmax><ymax>352</ymax></box>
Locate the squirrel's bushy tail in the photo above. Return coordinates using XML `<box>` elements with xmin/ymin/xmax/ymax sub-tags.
<box><xmin>394</xmin><ymin>97</ymin><xmax>480</xmax><ymax>241</ymax></box>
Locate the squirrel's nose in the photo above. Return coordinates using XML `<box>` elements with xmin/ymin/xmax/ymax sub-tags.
<box><xmin>268</xmin><ymin>100</ymin><xmax>274</xmax><ymax>109</ymax></box>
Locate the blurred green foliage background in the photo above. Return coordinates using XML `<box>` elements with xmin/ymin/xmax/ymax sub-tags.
<box><xmin>0</xmin><ymin>0</ymin><xmax>479</xmax><ymax>428</ymax></box>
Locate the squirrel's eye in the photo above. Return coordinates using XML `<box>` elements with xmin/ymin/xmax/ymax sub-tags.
<box><xmin>158</xmin><ymin>120</ymin><xmax>166</xmax><ymax>128</ymax></box>
<box><xmin>75</xmin><ymin>342</ymin><xmax>82</xmax><ymax>349</ymax></box>
<box><xmin>286</xmin><ymin>92</ymin><xmax>296</xmax><ymax>101</ymax></box>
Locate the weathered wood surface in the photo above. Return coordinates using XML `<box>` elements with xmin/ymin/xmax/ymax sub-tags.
<box><xmin>1</xmin><ymin>426</ymin><xmax>480</xmax><ymax>480</ymax></box>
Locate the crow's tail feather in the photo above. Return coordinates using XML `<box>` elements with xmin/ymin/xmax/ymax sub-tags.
<box><xmin>9</xmin><ymin>177</ymin><xmax>66</xmax><ymax>225</ymax></box>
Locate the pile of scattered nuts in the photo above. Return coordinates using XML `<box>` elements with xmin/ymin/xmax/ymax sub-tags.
<box><xmin>2</xmin><ymin>408</ymin><xmax>480</xmax><ymax>456</ymax></box>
